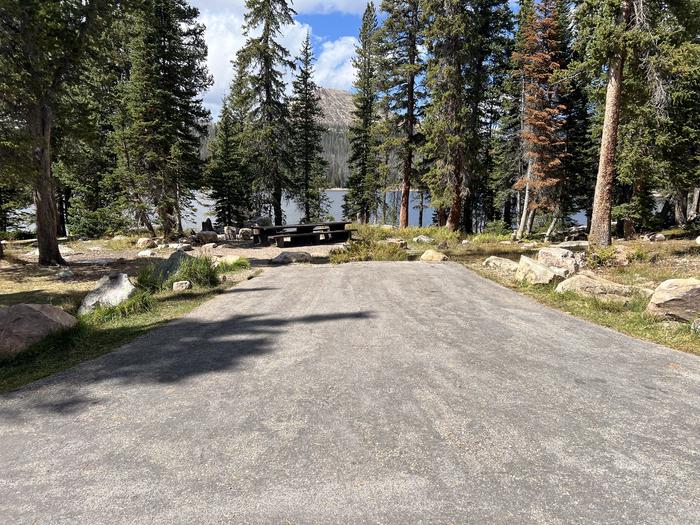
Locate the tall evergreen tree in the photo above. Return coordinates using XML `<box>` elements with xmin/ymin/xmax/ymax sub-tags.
<box><xmin>237</xmin><ymin>0</ymin><xmax>295</xmax><ymax>225</ymax></box>
<box><xmin>345</xmin><ymin>3</ymin><xmax>381</xmax><ymax>223</ymax></box>
<box><xmin>378</xmin><ymin>0</ymin><xmax>424</xmax><ymax>228</ymax></box>
<box><xmin>0</xmin><ymin>0</ymin><xmax>113</xmax><ymax>264</ymax></box>
<box><xmin>207</xmin><ymin>65</ymin><xmax>253</xmax><ymax>228</ymax></box>
<box><xmin>119</xmin><ymin>0</ymin><xmax>211</xmax><ymax>240</ymax></box>
<box><xmin>290</xmin><ymin>33</ymin><xmax>329</xmax><ymax>223</ymax></box>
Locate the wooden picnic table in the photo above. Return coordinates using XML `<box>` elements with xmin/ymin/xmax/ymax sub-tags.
<box><xmin>253</xmin><ymin>221</ymin><xmax>354</xmax><ymax>247</ymax></box>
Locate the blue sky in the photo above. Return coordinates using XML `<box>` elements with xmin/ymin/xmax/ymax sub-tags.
<box><xmin>191</xmin><ymin>0</ymin><xmax>371</xmax><ymax>119</ymax></box>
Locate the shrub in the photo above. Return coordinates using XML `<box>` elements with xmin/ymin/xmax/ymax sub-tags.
<box><xmin>86</xmin><ymin>291</ymin><xmax>156</xmax><ymax>323</ymax></box>
<box><xmin>589</xmin><ymin>246</ymin><xmax>617</xmax><ymax>267</ymax></box>
<box><xmin>330</xmin><ymin>240</ymin><xmax>408</xmax><ymax>263</ymax></box>
<box><xmin>171</xmin><ymin>256</ymin><xmax>220</xmax><ymax>288</ymax></box>
<box><xmin>215</xmin><ymin>257</ymin><xmax>251</xmax><ymax>274</ymax></box>
<box><xmin>136</xmin><ymin>263</ymin><xmax>165</xmax><ymax>293</ymax></box>
<box><xmin>483</xmin><ymin>220</ymin><xmax>512</xmax><ymax>236</ymax></box>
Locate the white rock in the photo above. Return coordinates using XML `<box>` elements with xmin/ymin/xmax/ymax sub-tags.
<box><xmin>537</xmin><ymin>247</ymin><xmax>579</xmax><ymax>277</ymax></box>
<box><xmin>136</xmin><ymin>237</ymin><xmax>157</xmax><ymax>249</ymax></box>
<box><xmin>378</xmin><ymin>238</ymin><xmax>408</xmax><ymax>249</ymax></box>
<box><xmin>200</xmin><ymin>243</ymin><xmax>218</xmax><ymax>250</ymax></box>
<box><xmin>650</xmin><ymin>233</ymin><xmax>666</xmax><ymax>242</ymax></box>
<box><xmin>646</xmin><ymin>278</ymin><xmax>700</xmax><ymax>321</ymax></box>
<box><xmin>224</xmin><ymin>226</ymin><xmax>237</xmax><ymax>241</ymax></box>
<box><xmin>172</xmin><ymin>280</ymin><xmax>192</xmax><ymax>291</ymax></box>
<box><xmin>556</xmin><ymin>273</ymin><xmax>651</xmax><ymax>301</ymax></box>
<box><xmin>515</xmin><ymin>256</ymin><xmax>562</xmax><ymax>285</ymax></box>
<box><xmin>558</xmin><ymin>240</ymin><xmax>589</xmax><ymax>249</ymax></box>
<box><xmin>461</xmin><ymin>239</ymin><xmax>471</xmax><ymax>245</ymax></box>
<box><xmin>238</xmin><ymin>228</ymin><xmax>253</xmax><ymax>241</ymax></box>
<box><xmin>696</xmin><ymin>236</ymin><xmax>700</xmax><ymax>246</ymax></box>
<box><xmin>483</xmin><ymin>256</ymin><xmax>518</xmax><ymax>273</ymax></box>
<box><xmin>413</xmin><ymin>235</ymin><xmax>434</xmax><ymax>244</ymax></box>
<box><xmin>137</xmin><ymin>249</ymin><xmax>157</xmax><ymax>258</ymax></box>
<box><xmin>176</xmin><ymin>243</ymin><xmax>193</xmax><ymax>252</ymax></box>
<box><xmin>0</xmin><ymin>304</ymin><xmax>77</xmax><ymax>357</ymax></box>
<box><xmin>78</xmin><ymin>273</ymin><xmax>136</xmax><ymax>315</ymax></box>
<box><xmin>420</xmin><ymin>249</ymin><xmax>448</xmax><ymax>262</ymax></box>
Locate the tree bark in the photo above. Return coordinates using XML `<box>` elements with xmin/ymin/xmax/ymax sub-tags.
<box><xmin>273</xmin><ymin>179</ymin><xmax>283</xmax><ymax>226</ymax></box>
<box><xmin>437</xmin><ymin>206</ymin><xmax>447</xmax><ymax>227</ymax></box>
<box><xmin>418</xmin><ymin>191</ymin><xmax>424</xmax><ymax>227</ymax></box>
<box><xmin>544</xmin><ymin>216</ymin><xmax>558</xmax><ymax>242</ymax></box>
<box><xmin>674</xmin><ymin>189</ymin><xmax>689</xmax><ymax>226</ymax></box>
<box><xmin>588</xmin><ymin>0</ymin><xmax>632</xmax><ymax>247</ymax></box>
<box><xmin>31</xmin><ymin>102</ymin><xmax>65</xmax><ymax>266</ymax></box>
<box><xmin>516</xmin><ymin>170</ymin><xmax>532</xmax><ymax>240</ymax></box>
<box><xmin>526</xmin><ymin>208</ymin><xmax>536</xmax><ymax>236</ymax></box>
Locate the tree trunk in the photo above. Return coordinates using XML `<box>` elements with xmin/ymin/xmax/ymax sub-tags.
<box><xmin>526</xmin><ymin>208</ymin><xmax>536</xmax><ymax>236</ymax></box>
<box><xmin>418</xmin><ymin>191</ymin><xmax>424</xmax><ymax>227</ymax></box>
<box><xmin>544</xmin><ymin>216</ymin><xmax>558</xmax><ymax>242</ymax></box>
<box><xmin>400</xmin><ymin>167</ymin><xmax>410</xmax><ymax>229</ymax></box>
<box><xmin>273</xmin><ymin>179</ymin><xmax>283</xmax><ymax>226</ymax></box>
<box><xmin>446</xmin><ymin>191</ymin><xmax>462</xmax><ymax>232</ymax></box>
<box><xmin>30</xmin><ymin>102</ymin><xmax>65</xmax><ymax>266</ymax></box>
<box><xmin>437</xmin><ymin>206</ymin><xmax>447</xmax><ymax>227</ymax></box>
<box><xmin>516</xmin><ymin>181</ymin><xmax>531</xmax><ymax>240</ymax></box>
<box><xmin>690</xmin><ymin>188</ymin><xmax>700</xmax><ymax>220</ymax></box>
<box><xmin>588</xmin><ymin>0</ymin><xmax>632</xmax><ymax>247</ymax></box>
<box><xmin>674</xmin><ymin>189</ymin><xmax>689</xmax><ymax>226</ymax></box>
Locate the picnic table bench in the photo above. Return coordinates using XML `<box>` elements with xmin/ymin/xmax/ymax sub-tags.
<box><xmin>253</xmin><ymin>221</ymin><xmax>354</xmax><ymax>248</ymax></box>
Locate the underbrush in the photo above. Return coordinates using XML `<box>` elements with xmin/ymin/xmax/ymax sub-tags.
<box><xmin>352</xmin><ymin>224</ymin><xmax>460</xmax><ymax>245</ymax></box>
<box><xmin>330</xmin><ymin>240</ymin><xmax>409</xmax><ymax>263</ymax></box>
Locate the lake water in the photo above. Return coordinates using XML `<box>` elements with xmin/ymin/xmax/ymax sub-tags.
<box><xmin>185</xmin><ymin>189</ymin><xmax>435</xmax><ymax>229</ymax></box>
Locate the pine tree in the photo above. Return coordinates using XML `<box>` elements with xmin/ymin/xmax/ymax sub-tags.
<box><xmin>378</xmin><ymin>0</ymin><xmax>424</xmax><ymax>228</ymax></box>
<box><xmin>513</xmin><ymin>0</ymin><xmax>567</xmax><ymax>239</ymax></box>
<box><xmin>0</xmin><ymin>0</ymin><xmax>112</xmax><ymax>264</ymax></box>
<box><xmin>120</xmin><ymin>0</ymin><xmax>211</xmax><ymax>239</ymax></box>
<box><xmin>237</xmin><ymin>0</ymin><xmax>296</xmax><ymax>225</ymax></box>
<box><xmin>207</xmin><ymin>67</ymin><xmax>253</xmax><ymax>228</ymax></box>
<box><xmin>289</xmin><ymin>33</ymin><xmax>329</xmax><ymax>223</ymax></box>
<box><xmin>345</xmin><ymin>3</ymin><xmax>381</xmax><ymax>223</ymax></box>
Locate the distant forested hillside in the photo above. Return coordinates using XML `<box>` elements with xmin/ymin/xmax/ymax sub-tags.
<box><xmin>318</xmin><ymin>88</ymin><xmax>353</xmax><ymax>188</ymax></box>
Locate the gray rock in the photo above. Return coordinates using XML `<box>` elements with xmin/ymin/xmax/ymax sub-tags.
<box><xmin>55</xmin><ymin>270</ymin><xmax>75</xmax><ymax>280</ymax></box>
<box><xmin>201</xmin><ymin>243</ymin><xmax>218</xmax><ymax>250</ymax></box>
<box><xmin>238</xmin><ymin>228</ymin><xmax>253</xmax><ymax>241</ymax></box>
<box><xmin>137</xmin><ymin>249</ymin><xmax>157</xmax><ymax>258</ymax></box>
<box><xmin>196</xmin><ymin>230</ymin><xmax>219</xmax><ymax>244</ymax></box>
<box><xmin>378</xmin><ymin>238</ymin><xmax>407</xmax><ymax>249</ymax></box>
<box><xmin>537</xmin><ymin>247</ymin><xmax>579</xmax><ymax>277</ymax></box>
<box><xmin>691</xmin><ymin>319</ymin><xmax>700</xmax><ymax>334</ymax></box>
<box><xmin>420</xmin><ymin>249</ymin><xmax>448</xmax><ymax>262</ymax></box>
<box><xmin>558</xmin><ymin>240</ymin><xmax>589</xmax><ymax>249</ymax></box>
<box><xmin>176</xmin><ymin>243</ymin><xmax>193</xmax><ymax>252</ymax></box>
<box><xmin>155</xmin><ymin>251</ymin><xmax>193</xmax><ymax>281</ymax></box>
<box><xmin>0</xmin><ymin>304</ymin><xmax>77</xmax><ymax>357</ymax></box>
<box><xmin>650</xmin><ymin>233</ymin><xmax>666</xmax><ymax>242</ymax></box>
<box><xmin>555</xmin><ymin>273</ymin><xmax>651</xmax><ymax>302</ymax></box>
<box><xmin>515</xmin><ymin>256</ymin><xmax>562</xmax><ymax>285</ymax></box>
<box><xmin>224</xmin><ymin>226</ymin><xmax>237</xmax><ymax>241</ymax></box>
<box><xmin>172</xmin><ymin>280</ymin><xmax>192</xmax><ymax>292</ymax></box>
<box><xmin>136</xmin><ymin>237</ymin><xmax>157</xmax><ymax>249</ymax></box>
<box><xmin>271</xmin><ymin>252</ymin><xmax>312</xmax><ymax>265</ymax></box>
<box><xmin>78</xmin><ymin>273</ymin><xmax>136</xmax><ymax>315</ymax></box>
<box><xmin>646</xmin><ymin>278</ymin><xmax>700</xmax><ymax>321</ymax></box>
<box><xmin>483</xmin><ymin>256</ymin><xmax>519</xmax><ymax>273</ymax></box>
<box><xmin>413</xmin><ymin>235</ymin><xmax>434</xmax><ymax>244</ymax></box>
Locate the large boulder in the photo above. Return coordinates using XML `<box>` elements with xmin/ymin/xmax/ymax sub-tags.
<box><xmin>224</xmin><ymin>226</ymin><xmax>237</xmax><ymax>241</ymax></box>
<box><xmin>238</xmin><ymin>228</ymin><xmax>253</xmax><ymax>241</ymax></box>
<box><xmin>556</xmin><ymin>273</ymin><xmax>651</xmax><ymax>302</ymax></box>
<box><xmin>136</xmin><ymin>237</ymin><xmax>156</xmax><ymax>249</ymax></box>
<box><xmin>196</xmin><ymin>230</ymin><xmax>219</xmax><ymax>244</ymax></box>
<box><xmin>78</xmin><ymin>273</ymin><xmax>136</xmax><ymax>315</ymax></box>
<box><xmin>0</xmin><ymin>304</ymin><xmax>77</xmax><ymax>357</ymax></box>
<box><xmin>515</xmin><ymin>256</ymin><xmax>563</xmax><ymax>285</ymax></box>
<box><xmin>646</xmin><ymin>278</ymin><xmax>700</xmax><ymax>321</ymax></box>
<box><xmin>537</xmin><ymin>247</ymin><xmax>579</xmax><ymax>276</ymax></box>
<box><xmin>155</xmin><ymin>250</ymin><xmax>193</xmax><ymax>281</ymax></box>
<box><xmin>420</xmin><ymin>249</ymin><xmax>448</xmax><ymax>262</ymax></box>
<box><xmin>271</xmin><ymin>252</ymin><xmax>312</xmax><ymax>265</ymax></box>
<box><xmin>483</xmin><ymin>256</ymin><xmax>519</xmax><ymax>273</ymax></box>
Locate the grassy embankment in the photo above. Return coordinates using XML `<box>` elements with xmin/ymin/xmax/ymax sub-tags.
<box><xmin>334</xmin><ymin>224</ymin><xmax>700</xmax><ymax>355</ymax></box>
<box><xmin>0</xmin><ymin>252</ymin><xmax>255</xmax><ymax>393</ymax></box>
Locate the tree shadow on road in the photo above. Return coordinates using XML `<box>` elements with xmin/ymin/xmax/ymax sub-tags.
<box><xmin>0</xmin><ymin>310</ymin><xmax>373</xmax><ymax>419</ymax></box>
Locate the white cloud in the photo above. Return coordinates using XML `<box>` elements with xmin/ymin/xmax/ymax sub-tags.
<box><xmin>315</xmin><ymin>36</ymin><xmax>357</xmax><ymax>90</ymax></box>
<box><xmin>193</xmin><ymin>0</ymin><xmax>358</xmax><ymax>119</ymax></box>
<box><xmin>293</xmin><ymin>0</ymin><xmax>371</xmax><ymax>15</ymax></box>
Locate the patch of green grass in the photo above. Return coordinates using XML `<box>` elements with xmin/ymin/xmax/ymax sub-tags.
<box><xmin>468</xmin><ymin>232</ymin><xmax>513</xmax><ymax>244</ymax></box>
<box><xmin>469</xmin><ymin>264</ymin><xmax>700</xmax><ymax>356</ymax></box>
<box><xmin>352</xmin><ymin>224</ymin><xmax>461</xmax><ymax>245</ymax></box>
<box><xmin>215</xmin><ymin>257</ymin><xmax>251</xmax><ymax>274</ymax></box>
<box><xmin>0</xmin><ymin>271</ymin><xmax>259</xmax><ymax>393</ymax></box>
<box><xmin>330</xmin><ymin>240</ymin><xmax>409</xmax><ymax>263</ymax></box>
<box><xmin>170</xmin><ymin>256</ymin><xmax>220</xmax><ymax>288</ymax></box>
